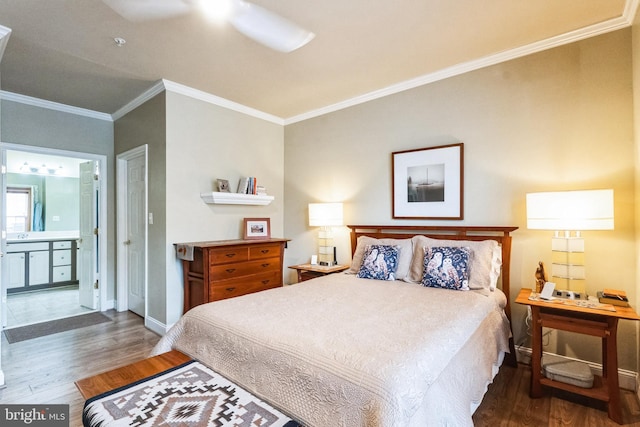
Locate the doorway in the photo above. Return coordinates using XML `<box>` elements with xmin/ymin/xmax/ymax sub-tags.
<box><xmin>0</xmin><ymin>144</ymin><xmax>108</xmax><ymax>328</ymax></box>
<box><xmin>116</xmin><ymin>145</ymin><xmax>148</xmax><ymax>318</ymax></box>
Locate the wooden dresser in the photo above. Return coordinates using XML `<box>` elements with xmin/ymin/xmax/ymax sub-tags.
<box><xmin>177</xmin><ymin>238</ymin><xmax>289</xmax><ymax>313</ymax></box>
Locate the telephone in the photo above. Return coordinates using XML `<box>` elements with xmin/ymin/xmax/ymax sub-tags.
<box><xmin>539</xmin><ymin>282</ymin><xmax>556</xmax><ymax>300</ymax></box>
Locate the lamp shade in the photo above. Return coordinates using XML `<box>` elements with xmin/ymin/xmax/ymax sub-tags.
<box><xmin>526</xmin><ymin>189</ymin><xmax>614</xmax><ymax>231</ymax></box>
<box><xmin>309</xmin><ymin>203</ymin><xmax>343</xmax><ymax>227</ymax></box>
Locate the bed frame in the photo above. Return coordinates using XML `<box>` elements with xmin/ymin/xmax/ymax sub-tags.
<box><xmin>348</xmin><ymin>224</ymin><xmax>518</xmax><ymax>366</ymax></box>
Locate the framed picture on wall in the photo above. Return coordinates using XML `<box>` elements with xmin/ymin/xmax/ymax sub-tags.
<box><xmin>243</xmin><ymin>218</ymin><xmax>271</xmax><ymax>239</ymax></box>
<box><xmin>392</xmin><ymin>143</ymin><xmax>464</xmax><ymax>219</ymax></box>
<box><xmin>217</xmin><ymin>179</ymin><xmax>231</xmax><ymax>192</ymax></box>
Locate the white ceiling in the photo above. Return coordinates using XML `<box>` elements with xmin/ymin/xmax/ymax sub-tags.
<box><xmin>0</xmin><ymin>0</ymin><xmax>635</xmax><ymax>122</ymax></box>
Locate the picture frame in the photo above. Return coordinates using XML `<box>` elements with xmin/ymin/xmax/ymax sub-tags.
<box><xmin>217</xmin><ymin>179</ymin><xmax>230</xmax><ymax>192</ymax></box>
<box><xmin>243</xmin><ymin>217</ymin><xmax>271</xmax><ymax>240</ymax></box>
<box><xmin>392</xmin><ymin>143</ymin><xmax>464</xmax><ymax>220</ymax></box>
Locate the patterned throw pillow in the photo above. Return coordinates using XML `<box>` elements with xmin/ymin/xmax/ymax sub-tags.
<box><xmin>422</xmin><ymin>246</ymin><xmax>470</xmax><ymax>290</ymax></box>
<box><xmin>356</xmin><ymin>245</ymin><xmax>400</xmax><ymax>281</ymax></box>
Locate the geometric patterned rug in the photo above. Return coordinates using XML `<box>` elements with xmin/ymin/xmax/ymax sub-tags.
<box><xmin>82</xmin><ymin>360</ymin><xmax>301</xmax><ymax>427</ymax></box>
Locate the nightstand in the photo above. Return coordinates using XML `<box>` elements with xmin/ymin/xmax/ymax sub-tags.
<box><xmin>515</xmin><ymin>288</ymin><xmax>640</xmax><ymax>424</ymax></box>
<box><xmin>288</xmin><ymin>263</ymin><xmax>349</xmax><ymax>283</ymax></box>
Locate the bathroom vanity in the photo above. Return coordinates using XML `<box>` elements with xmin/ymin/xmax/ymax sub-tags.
<box><xmin>6</xmin><ymin>232</ymin><xmax>78</xmax><ymax>293</ymax></box>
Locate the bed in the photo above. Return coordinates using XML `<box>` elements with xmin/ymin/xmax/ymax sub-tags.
<box><xmin>152</xmin><ymin>224</ymin><xmax>518</xmax><ymax>426</ymax></box>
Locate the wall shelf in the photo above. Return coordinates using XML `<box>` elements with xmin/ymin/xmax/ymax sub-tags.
<box><xmin>200</xmin><ymin>192</ymin><xmax>274</xmax><ymax>206</ymax></box>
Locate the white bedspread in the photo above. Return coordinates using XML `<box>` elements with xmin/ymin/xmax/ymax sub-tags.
<box><xmin>152</xmin><ymin>273</ymin><xmax>511</xmax><ymax>426</ymax></box>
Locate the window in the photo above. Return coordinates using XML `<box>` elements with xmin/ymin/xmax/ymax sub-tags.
<box><xmin>6</xmin><ymin>186</ymin><xmax>32</xmax><ymax>232</ymax></box>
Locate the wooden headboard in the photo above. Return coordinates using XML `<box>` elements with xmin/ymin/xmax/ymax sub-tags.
<box><xmin>347</xmin><ymin>224</ymin><xmax>519</xmax><ymax>365</ymax></box>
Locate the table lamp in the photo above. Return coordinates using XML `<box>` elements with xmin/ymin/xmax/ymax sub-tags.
<box><xmin>308</xmin><ymin>202</ymin><xmax>343</xmax><ymax>266</ymax></box>
<box><xmin>526</xmin><ymin>189</ymin><xmax>614</xmax><ymax>295</ymax></box>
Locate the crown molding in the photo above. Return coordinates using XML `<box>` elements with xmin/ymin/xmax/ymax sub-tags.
<box><xmin>625</xmin><ymin>0</ymin><xmax>640</xmax><ymax>19</ymax></box>
<box><xmin>284</xmin><ymin>4</ymin><xmax>638</xmax><ymax>125</ymax></box>
<box><xmin>161</xmin><ymin>80</ymin><xmax>284</xmax><ymax>125</ymax></box>
<box><xmin>112</xmin><ymin>79</ymin><xmax>284</xmax><ymax>125</ymax></box>
<box><xmin>0</xmin><ymin>25</ymin><xmax>11</xmax><ymax>63</ymax></box>
<box><xmin>0</xmin><ymin>90</ymin><xmax>113</xmax><ymax>121</ymax></box>
<box><xmin>111</xmin><ymin>80</ymin><xmax>166</xmax><ymax>121</ymax></box>
<box><xmin>1</xmin><ymin>0</ymin><xmax>638</xmax><ymax>126</ymax></box>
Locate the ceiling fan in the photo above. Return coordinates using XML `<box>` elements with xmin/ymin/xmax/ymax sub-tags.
<box><xmin>101</xmin><ymin>0</ymin><xmax>315</xmax><ymax>53</ymax></box>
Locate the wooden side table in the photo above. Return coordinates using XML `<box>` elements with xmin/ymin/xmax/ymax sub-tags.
<box><xmin>288</xmin><ymin>263</ymin><xmax>349</xmax><ymax>282</ymax></box>
<box><xmin>515</xmin><ymin>288</ymin><xmax>640</xmax><ymax>424</ymax></box>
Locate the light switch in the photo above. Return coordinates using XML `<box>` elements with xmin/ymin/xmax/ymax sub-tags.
<box><xmin>148</xmin><ymin>212</ymin><xmax>154</xmax><ymax>224</ymax></box>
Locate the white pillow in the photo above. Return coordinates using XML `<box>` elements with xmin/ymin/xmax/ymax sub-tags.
<box><xmin>348</xmin><ymin>236</ymin><xmax>413</xmax><ymax>280</ymax></box>
<box><xmin>406</xmin><ymin>235</ymin><xmax>501</xmax><ymax>291</ymax></box>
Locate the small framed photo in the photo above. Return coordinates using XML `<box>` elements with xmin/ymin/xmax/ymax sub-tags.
<box><xmin>217</xmin><ymin>179</ymin><xmax>230</xmax><ymax>192</ymax></box>
<box><xmin>392</xmin><ymin>143</ymin><xmax>464</xmax><ymax>219</ymax></box>
<box><xmin>243</xmin><ymin>218</ymin><xmax>271</xmax><ymax>240</ymax></box>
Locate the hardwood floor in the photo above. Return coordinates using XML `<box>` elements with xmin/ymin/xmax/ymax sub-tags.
<box><xmin>474</xmin><ymin>362</ymin><xmax>640</xmax><ymax>426</ymax></box>
<box><xmin>0</xmin><ymin>310</ymin><xmax>160</xmax><ymax>426</ymax></box>
<box><xmin>1</xmin><ymin>310</ymin><xmax>639</xmax><ymax>426</ymax></box>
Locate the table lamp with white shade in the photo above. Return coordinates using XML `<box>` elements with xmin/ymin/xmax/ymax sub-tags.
<box><xmin>526</xmin><ymin>189</ymin><xmax>614</xmax><ymax>296</ymax></box>
<box><xmin>308</xmin><ymin>202</ymin><xmax>343</xmax><ymax>266</ymax></box>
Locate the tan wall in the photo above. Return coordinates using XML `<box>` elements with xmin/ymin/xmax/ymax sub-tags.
<box><xmin>1</xmin><ymin>100</ymin><xmax>116</xmax><ymax>300</ymax></box>
<box><xmin>284</xmin><ymin>29</ymin><xmax>637</xmax><ymax>370</ymax></box>
<box><xmin>632</xmin><ymin>8</ymin><xmax>640</xmax><ymax>388</ymax></box>
<box><xmin>114</xmin><ymin>93</ymin><xmax>167</xmax><ymax>323</ymax></box>
<box><xmin>165</xmin><ymin>91</ymin><xmax>284</xmax><ymax>326</ymax></box>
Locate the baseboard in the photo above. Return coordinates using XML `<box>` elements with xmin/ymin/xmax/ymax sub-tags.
<box><xmin>111</xmin><ymin>306</ymin><xmax>172</xmax><ymax>337</ymax></box>
<box><xmin>144</xmin><ymin>315</ymin><xmax>170</xmax><ymax>336</ymax></box>
<box><xmin>515</xmin><ymin>345</ymin><xmax>638</xmax><ymax>391</ymax></box>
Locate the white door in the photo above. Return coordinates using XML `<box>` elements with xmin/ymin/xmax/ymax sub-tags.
<box><xmin>125</xmin><ymin>154</ymin><xmax>146</xmax><ymax>316</ymax></box>
<box><xmin>78</xmin><ymin>161</ymin><xmax>98</xmax><ymax>309</ymax></box>
<box><xmin>0</xmin><ymin>149</ymin><xmax>6</xmax><ymax>327</ymax></box>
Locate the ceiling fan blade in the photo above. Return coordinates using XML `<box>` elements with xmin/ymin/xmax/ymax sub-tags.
<box><xmin>229</xmin><ymin>1</ymin><xmax>315</xmax><ymax>52</ymax></box>
<box><xmin>102</xmin><ymin>0</ymin><xmax>192</xmax><ymax>21</ymax></box>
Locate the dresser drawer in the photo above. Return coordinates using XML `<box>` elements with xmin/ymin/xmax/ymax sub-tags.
<box><xmin>178</xmin><ymin>238</ymin><xmax>289</xmax><ymax>312</ymax></box>
<box><xmin>209</xmin><ymin>247</ymin><xmax>249</xmax><ymax>265</ymax></box>
<box><xmin>209</xmin><ymin>271</ymin><xmax>282</xmax><ymax>301</ymax></box>
<box><xmin>53</xmin><ymin>241</ymin><xmax>72</xmax><ymax>250</ymax></box>
<box><xmin>53</xmin><ymin>265</ymin><xmax>72</xmax><ymax>282</ymax></box>
<box><xmin>53</xmin><ymin>249</ymin><xmax>72</xmax><ymax>266</ymax></box>
<box><xmin>210</xmin><ymin>257</ymin><xmax>280</xmax><ymax>281</ymax></box>
<box><xmin>249</xmin><ymin>244</ymin><xmax>281</xmax><ymax>260</ymax></box>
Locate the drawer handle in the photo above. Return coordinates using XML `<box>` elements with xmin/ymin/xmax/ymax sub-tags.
<box><xmin>225</xmin><ymin>253</ymin><xmax>237</xmax><ymax>258</ymax></box>
<box><xmin>225</xmin><ymin>268</ymin><xmax>236</xmax><ymax>273</ymax></box>
<box><xmin>261</xmin><ymin>249</ymin><xmax>270</xmax><ymax>254</ymax></box>
<box><xmin>261</xmin><ymin>263</ymin><xmax>270</xmax><ymax>268</ymax></box>
<box><xmin>262</xmin><ymin>280</ymin><xmax>270</xmax><ymax>285</ymax></box>
<box><xmin>225</xmin><ymin>287</ymin><xmax>236</xmax><ymax>292</ymax></box>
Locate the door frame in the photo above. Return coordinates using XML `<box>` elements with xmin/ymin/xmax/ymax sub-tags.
<box><xmin>116</xmin><ymin>145</ymin><xmax>148</xmax><ymax>315</ymax></box>
<box><xmin>0</xmin><ymin>142</ymin><xmax>108</xmax><ymax>314</ymax></box>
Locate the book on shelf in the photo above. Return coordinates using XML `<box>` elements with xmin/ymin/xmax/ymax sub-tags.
<box><xmin>236</xmin><ymin>177</ymin><xmax>249</xmax><ymax>194</ymax></box>
<box><xmin>236</xmin><ymin>177</ymin><xmax>263</xmax><ymax>195</ymax></box>
<box><xmin>597</xmin><ymin>291</ymin><xmax>630</xmax><ymax>307</ymax></box>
